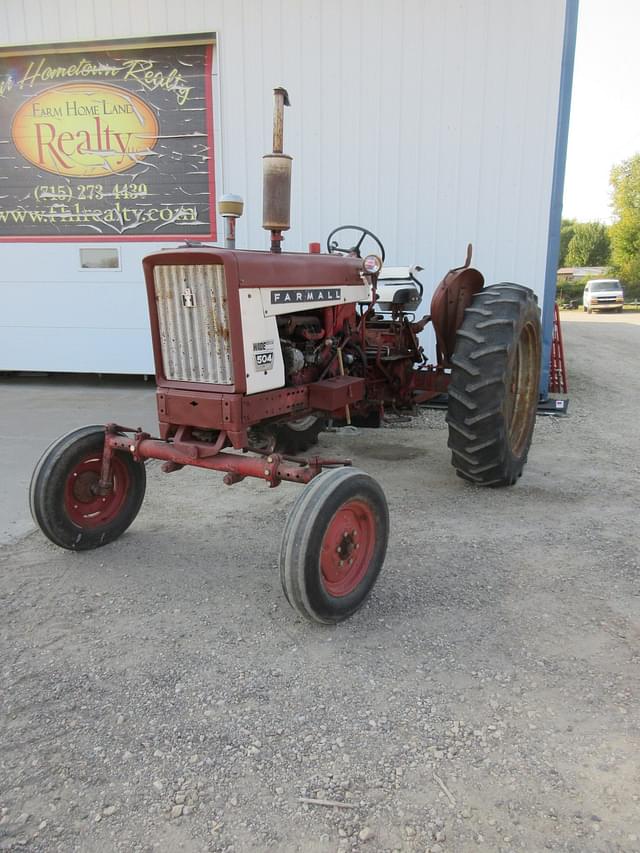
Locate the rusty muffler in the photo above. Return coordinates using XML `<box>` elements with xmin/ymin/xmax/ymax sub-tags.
<box><xmin>263</xmin><ymin>87</ymin><xmax>291</xmax><ymax>253</ymax></box>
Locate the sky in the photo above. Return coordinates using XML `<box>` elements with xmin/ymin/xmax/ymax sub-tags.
<box><xmin>562</xmin><ymin>0</ymin><xmax>640</xmax><ymax>223</ymax></box>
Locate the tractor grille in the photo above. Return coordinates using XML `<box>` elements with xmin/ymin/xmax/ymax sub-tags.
<box><xmin>153</xmin><ymin>264</ymin><xmax>233</xmax><ymax>384</ymax></box>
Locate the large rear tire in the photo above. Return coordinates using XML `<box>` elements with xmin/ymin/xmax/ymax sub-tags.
<box><xmin>30</xmin><ymin>425</ymin><xmax>146</xmax><ymax>550</ymax></box>
<box><xmin>446</xmin><ymin>283</ymin><xmax>541</xmax><ymax>487</ymax></box>
<box><xmin>280</xmin><ymin>467</ymin><xmax>389</xmax><ymax>623</ymax></box>
<box><xmin>272</xmin><ymin>415</ymin><xmax>327</xmax><ymax>454</ymax></box>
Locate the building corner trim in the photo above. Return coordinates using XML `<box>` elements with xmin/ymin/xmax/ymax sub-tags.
<box><xmin>540</xmin><ymin>0</ymin><xmax>579</xmax><ymax>398</ymax></box>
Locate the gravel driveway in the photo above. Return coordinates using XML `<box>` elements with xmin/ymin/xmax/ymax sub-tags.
<box><xmin>1</xmin><ymin>314</ymin><xmax>639</xmax><ymax>852</ymax></box>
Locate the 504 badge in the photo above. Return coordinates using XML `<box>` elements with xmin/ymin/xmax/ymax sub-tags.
<box><xmin>253</xmin><ymin>339</ymin><xmax>274</xmax><ymax>371</ymax></box>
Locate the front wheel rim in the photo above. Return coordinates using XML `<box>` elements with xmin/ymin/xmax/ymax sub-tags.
<box><xmin>320</xmin><ymin>499</ymin><xmax>376</xmax><ymax>597</ymax></box>
<box><xmin>64</xmin><ymin>454</ymin><xmax>130</xmax><ymax>528</ymax></box>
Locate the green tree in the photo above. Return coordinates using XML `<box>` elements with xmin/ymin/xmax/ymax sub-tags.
<box><xmin>558</xmin><ymin>218</ymin><xmax>577</xmax><ymax>267</ymax></box>
<box><xmin>565</xmin><ymin>221</ymin><xmax>610</xmax><ymax>267</ymax></box>
<box><xmin>610</xmin><ymin>154</ymin><xmax>640</xmax><ymax>284</ymax></box>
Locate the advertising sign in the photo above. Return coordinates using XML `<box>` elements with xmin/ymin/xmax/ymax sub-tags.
<box><xmin>0</xmin><ymin>39</ymin><xmax>216</xmax><ymax>240</ymax></box>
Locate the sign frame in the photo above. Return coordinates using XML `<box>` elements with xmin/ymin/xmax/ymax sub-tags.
<box><xmin>0</xmin><ymin>33</ymin><xmax>217</xmax><ymax>243</ymax></box>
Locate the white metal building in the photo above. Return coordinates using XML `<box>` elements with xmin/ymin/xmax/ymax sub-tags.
<box><xmin>0</xmin><ymin>0</ymin><xmax>578</xmax><ymax>395</ymax></box>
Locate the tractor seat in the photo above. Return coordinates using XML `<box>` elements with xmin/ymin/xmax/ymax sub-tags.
<box><xmin>376</xmin><ymin>266</ymin><xmax>423</xmax><ymax>312</ymax></box>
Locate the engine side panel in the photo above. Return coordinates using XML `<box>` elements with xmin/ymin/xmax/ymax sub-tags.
<box><xmin>239</xmin><ymin>288</ymin><xmax>286</xmax><ymax>394</ymax></box>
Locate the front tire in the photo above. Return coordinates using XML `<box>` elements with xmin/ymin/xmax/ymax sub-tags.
<box><xmin>280</xmin><ymin>467</ymin><xmax>389</xmax><ymax>623</ymax></box>
<box><xmin>30</xmin><ymin>425</ymin><xmax>146</xmax><ymax>550</ymax></box>
<box><xmin>446</xmin><ymin>283</ymin><xmax>541</xmax><ymax>487</ymax></box>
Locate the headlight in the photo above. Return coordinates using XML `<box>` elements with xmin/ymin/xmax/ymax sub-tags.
<box><xmin>362</xmin><ymin>254</ymin><xmax>382</xmax><ymax>275</ymax></box>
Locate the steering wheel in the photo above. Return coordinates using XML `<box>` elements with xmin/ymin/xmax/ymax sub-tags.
<box><xmin>326</xmin><ymin>225</ymin><xmax>385</xmax><ymax>263</ymax></box>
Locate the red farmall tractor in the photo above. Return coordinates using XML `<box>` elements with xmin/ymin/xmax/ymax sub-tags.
<box><xmin>30</xmin><ymin>89</ymin><xmax>542</xmax><ymax>624</ymax></box>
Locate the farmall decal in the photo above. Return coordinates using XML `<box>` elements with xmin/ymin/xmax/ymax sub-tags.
<box><xmin>0</xmin><ymin>41</ymin><xmax>216</xmax><ymax>240</ymax></box>
<box><xmin>270</xmin><ymin>288</ymin><xmax>342</xmax><ymax>304</ymax></box>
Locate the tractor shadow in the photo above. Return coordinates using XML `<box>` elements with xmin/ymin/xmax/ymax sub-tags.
<box><xmin>353</xmin><ymin>442</ymin><xmax>426</xmax><ymax>462</ymax></box>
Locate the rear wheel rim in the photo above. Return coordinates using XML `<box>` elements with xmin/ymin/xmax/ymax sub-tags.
<box><xmin>505</xmin><ymin>320</ymin><xmax>539</xmax><ymax>456</ymax></box>
<box><xmin>287</xmin><ymin>415</ymin><xmax>318</xmax><ymax>432</ymax></box>
<box><xmin>320</xmin><ymin>499</ymin><xmax>376</xmax><ymax>597</ymax></box>
<box><xmin>64</xmin><ymin>454</ymin><xmax>130</xmax><ymax>528</ymax></box>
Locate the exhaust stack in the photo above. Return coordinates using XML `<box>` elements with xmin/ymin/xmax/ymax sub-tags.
<box><xmin>263</xmin><ymin>87</ymin><xmax>292</xmax><ymax>253</ymax></box>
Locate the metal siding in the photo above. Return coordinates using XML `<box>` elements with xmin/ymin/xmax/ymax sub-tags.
<box><xmin>0</xmin><ymin>0</ymin><xmax>567</xmax><ymax>374</ymax></box>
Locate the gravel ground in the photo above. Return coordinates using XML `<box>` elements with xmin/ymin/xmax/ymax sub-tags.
<box><xmin>1</xmin><ymin>315</ymin><xmax>639</xmax><ymax>852</ymax></box>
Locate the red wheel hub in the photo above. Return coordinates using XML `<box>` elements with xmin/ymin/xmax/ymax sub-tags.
<box><xmin>320</xmin><ymin>499</ymin><xmax>376</xmax><ymax>597</ymax></box>
<box><xmin>64</xmin><ymin>453</ymin><xmax>130</xmax><ymax>528</ymax></box>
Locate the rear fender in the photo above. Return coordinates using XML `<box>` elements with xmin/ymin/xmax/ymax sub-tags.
<box><xmin>430</xmin><ymin>244</ymin><xmax>484</xmax><ymax>366</ymax></box>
